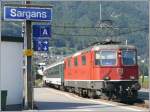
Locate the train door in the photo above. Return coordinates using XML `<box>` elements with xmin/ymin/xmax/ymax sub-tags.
<box><xmin>86</xmin><ymin>52</ymin><xmax>92</xmax><ymax>80</ymax></box>
<box><xmin>92</xmin><ymin>51</ymin><xmax>101</xmax><ymax>80</ymax></box>
<box><xmin>80</xmin><ymin>53</ymin><xmax>90</xmax><ymax>80</ymax></box>
<box><xmin>73</xmin><ymin>56</ymin><xmax>79</xmax><ymax>80</ymax></box>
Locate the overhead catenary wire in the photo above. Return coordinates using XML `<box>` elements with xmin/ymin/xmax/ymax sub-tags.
<box><xmin>52</xmin><ymin>27</ymin><xmax>148</xmax><ymax>37</ymax></box>
<box><xmin>51</xmin><ymin>24</ymin><xmax>148</xmax><ymax>29</ymax></box>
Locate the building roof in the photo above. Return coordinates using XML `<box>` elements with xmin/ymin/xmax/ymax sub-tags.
<box><xmin>1</xmin><ymin>36</ymin><xmax>23</xmax><ymax>42</ymax></box>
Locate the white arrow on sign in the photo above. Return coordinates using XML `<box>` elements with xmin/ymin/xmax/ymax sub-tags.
<box><xmin>38</xmin><ymin>47</ymin><xmax>41</xmax><ymax>50</ymax></box>
<box><xmin>38</xmin><ymin>41</ymin><xmax>42</xmax><ymax>44</ymax></box>
<box><xmin>43</xmin><ymin>41</ymin><xmax>48</xmax><ymax>44</ymax></box>
<box><xmin>43</xmin><ymin>46</ymin><xmax>48</xmax><ymax>51</ymax></box>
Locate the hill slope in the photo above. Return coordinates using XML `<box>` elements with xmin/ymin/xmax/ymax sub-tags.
<box><xmin>1</xmin><ymin>1</ymin><xmax>149</xmax><ymax>60</ymax></box>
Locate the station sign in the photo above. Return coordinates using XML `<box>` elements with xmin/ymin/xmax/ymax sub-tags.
<box><xmin>4</xmin><ymin>6</ymin><xmax>52</xmax><ymax>21</ymax></box>
<box><xmin>33</xmin><ymin>39</ymin><xmax>49</xmax><ymax>51</ymax></box>
<box><xmin>33</xmin><ymin>25</ymin><xmax>51</xmax><ymax>38</ymax></box>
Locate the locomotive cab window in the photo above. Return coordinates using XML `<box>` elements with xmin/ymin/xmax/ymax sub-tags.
<box><xmin>122</xmin><ymin>50</ymin><xmax>136</xmax><ymax>65</ymax></box>
<box><xmin>95</xmin><ymin>50</ymin><xmax>117</xmax><ymax>66</ymax></box>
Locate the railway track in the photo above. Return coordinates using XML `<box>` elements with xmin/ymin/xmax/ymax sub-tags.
<box><xmin>136</xmin><ymin>89</ymin><xmax>149</xmax><ymax>108</ymax></box>
<box><xmin>138</xmin><ymin>89</ymin><xmax>149</xmax><ymax>100</ymax></box>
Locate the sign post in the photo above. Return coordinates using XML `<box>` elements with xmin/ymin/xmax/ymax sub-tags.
<box><xmin>3</xmin><ymin>2</ymin><xmax>52</xmax><ymax>109</ymax></box>
<box><xmin>0</xmin><ymin>0</ymin><xmax>2</xmax><ymax>110</ymax></box>
<box><xmin>25</xmin><ymin>1</ymin><xmax>32</xmax><ymax>109</ymax></box>
<box><xmin>26</xmin><ymin>19</ymin><xmax>33</xmax><ymax>109</ymax></box>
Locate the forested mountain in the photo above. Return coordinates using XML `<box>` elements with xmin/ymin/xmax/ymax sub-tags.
<box><xmin>1</xmin><ymin>1</ymin><xmax>149</xmax><ymax>60</ymax></box>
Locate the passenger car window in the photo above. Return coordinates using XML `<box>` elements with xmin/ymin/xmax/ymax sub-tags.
<box><xmin>74</xmin><ymin>57</ymin><xmax>78</xmax><ymax>66</ymax></box>
<box><xmin>82</xmin><ymin>55</ymin><xmax>86</xmax><ymax>65</ymax></box>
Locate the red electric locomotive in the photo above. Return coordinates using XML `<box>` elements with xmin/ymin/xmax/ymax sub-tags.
<box><xmin>64</xmin><ymin>40</ymin><xmax>141</xmax><ymax>100</ymax></box>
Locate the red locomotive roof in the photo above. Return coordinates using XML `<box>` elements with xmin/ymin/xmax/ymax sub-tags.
<box><xmin>65</xmin><ymin>44</ymin><xmax>136</xmax><ymax>59</ymax></box>
<box><xmin>92</xmin><ymin>45</ymin><xmax>136</xmax><ymax>51</ymax></box>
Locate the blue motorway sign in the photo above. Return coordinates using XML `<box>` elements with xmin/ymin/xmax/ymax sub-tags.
<box><xmin>4</xmin><ymin>6</ymin><xmax>52</xmax><ymax>21</ymax></box>
<box><xmin>33</xmin><ymin>25</ymin><xmax>51</xmax><ymax>38</ymax></box>
<box><xmin>33</xmin><ymin>39</ymin><xmax>49</xmax><ymax>51</ymax></box>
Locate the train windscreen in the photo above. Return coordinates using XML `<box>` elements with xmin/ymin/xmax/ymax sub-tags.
<box><xmin>122</xmin><ymin>50</ymin><xmax>136</xmax><ymax>65</ymax></box>
<box><xmin>95</xmin><ymin>50</ymin><xmax>117</xmax><ymax>66</ymax></box>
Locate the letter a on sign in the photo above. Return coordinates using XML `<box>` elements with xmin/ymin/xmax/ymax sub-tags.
<box><xmin>33</xmin><ymin>25</ymin><xmax>51</xmax><ymax>38</ymax></box>
<box><xmin>40</xmin><ymin>26</ymin><xmax>51</xmax><ymax>37</ymax></box>
<box><xmin>43</xmin><ymin>29</ymin><xmax>48</xmax><ymax>35</ymax></box>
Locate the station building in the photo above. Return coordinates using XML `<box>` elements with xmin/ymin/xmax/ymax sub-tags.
<box><xmin>0</xmin><ymin>36</ymin><xmax>24</xmax><ymax>110</ymax></box>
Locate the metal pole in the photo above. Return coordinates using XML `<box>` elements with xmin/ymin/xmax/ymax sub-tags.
<box><xmin>26</xmin><ymin>20</ymin><xmax>33</xmax><ymax>109</ymax></box>
<box><xmin>0</xmin><ymin>1</ymin><xmax>2</xmax><ymax>110</ymax></box>
<box><xmin>99</xmin><ymin>1</ymin><xmax>102</xmax><ymax>21</ymax></box>
<box><xmin>125</xmin><ymin>40</ymin><xmax>128</xmax><ymax>45</ymax></box>
<box><xmin>148</xmin><ymin>1</ymin><xmax>150</xmax><ymax>108</ymax></box>
<box><xmin>25</xmin><ymin>0</ymin><xmax>33</xmax><ymax>109</ymax></box>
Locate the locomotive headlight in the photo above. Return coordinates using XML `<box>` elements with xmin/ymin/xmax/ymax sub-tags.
<box><xmin>104</xmin><ymin>76</ymin><xmax>110</xmax><ymax>80</ymax></box>
<box><xmin>130</xmin><ymin>76</ymin><xmax>135</xmax><ymax>80</ymax></box>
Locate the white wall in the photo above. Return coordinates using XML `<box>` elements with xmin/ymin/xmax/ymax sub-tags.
<box><xmin>1</xmin><ymin>41</ymin><xmax>23</xmax><ymax>105</ymax></box>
